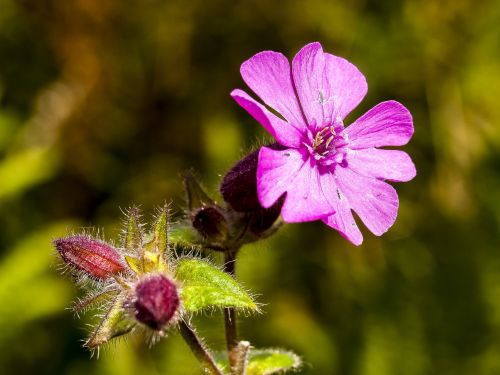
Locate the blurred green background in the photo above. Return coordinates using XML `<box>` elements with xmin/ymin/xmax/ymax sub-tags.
<box><xmin>1</xmin><ymin>0</ymin><xmax>500</xmax><ymax>374</ymax></box>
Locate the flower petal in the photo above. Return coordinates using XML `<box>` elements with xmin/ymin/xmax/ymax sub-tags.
<box><xmin>231</xmin><ymin>89</ymin><xmax>303</xmax><ymax>148</ymax></box>
<box><xmin>291</xmin><ymin>43</ymin><xmax>368</xmax><ymax>131</ymax></box>
<box><xmin>345</xmin><ymin>100</ymin><xmax>414</xmax><ymax>149</ymax></box>
<box><xmin>318</xmin><ymin>173</ymin><xmax>363</xmax><ymax>245</ymax></box>
<box><xmin>335</xmin><ymin>166</ymin><xmax>399</xmax><ymax>236</ymax></box>
<box><xmin>347</xmin><ymin>148</ymin><xmax>416</xmax><ymax>182</ymax></box>
<box><xmin>257</xmin><ymin>147</ymin><xmax>335</xmax><ymax>221</ymax></box>
<box><xmin>240</xmin><ymin>51</ymin><xmax>306</xmax><ymax>131</ymax></box>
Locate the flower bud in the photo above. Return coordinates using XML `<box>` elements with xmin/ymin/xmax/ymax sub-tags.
<box><xmin>54</xmin><ymin>235</ymin><xmax>124</xmax><ymax>280</ymax></box>
<box><xmin>220</xmin><ymin>149</ymin><xmax>260</xmax><ymax>212</ymax></box>
<box><xmin>192</xmin><ymin>206</ymin><xmax>228</xmax><ymax>242</ymax></box>
<box><xmin>249</xmin><ymin>194</ymin><xmax>285</xmax><ymax>235</ymax></box>
<box><xmin>220</xmin><ymin>144</ymin><xmax>286</xmax><ymax>213</ymax></box>
<box><xmin>134</xmin><ymin>275</ymin><xmax>179</xmax><ymax>330</ymax></box>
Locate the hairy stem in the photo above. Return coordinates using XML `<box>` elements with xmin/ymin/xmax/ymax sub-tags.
<box><xmin>224</xmin><ymin>249</ymin><xmax>239</xmax><ymax>372</ymax></box>
<box><xmin>179</xmin><ymin>320</ymin><xmax>224</xmax><ymax>375</ymax></box>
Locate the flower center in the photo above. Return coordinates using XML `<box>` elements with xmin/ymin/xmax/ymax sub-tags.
<box><xmin>305</xmin><ymin>119</ymin><xmax>348</xmax><ymax>167</ymax></box>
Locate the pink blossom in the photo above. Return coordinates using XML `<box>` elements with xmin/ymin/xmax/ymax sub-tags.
<box><xmin>231</xmin><ymin>42</ymin><xmax>416</xmax><ymax>245</ymax></box>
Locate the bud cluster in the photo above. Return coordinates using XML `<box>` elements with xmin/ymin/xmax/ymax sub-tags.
<box><xmin>184</xmin><ymin>145</ymin><xmax>285</xmax><ymax>251</ymax></box>
<box><xmin>53</xmin><ymin>207</ymin><xmax>182</xmax><ymax>348</ymax></box>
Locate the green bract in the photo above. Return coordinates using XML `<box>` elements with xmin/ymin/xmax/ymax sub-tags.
<box><xmin>217</xmin><ymin>348</ymin><xmax>302</xmax><ymax>375</ymax></box>
<box><xmin>246</xmin><ymin>349</ymin><xmax>301</xmax><ymax>375</ymax></box>
<box><xmin>175</xmin><ymin>258</ymin><xmax>258</xmax><ymax>312</ymax></box>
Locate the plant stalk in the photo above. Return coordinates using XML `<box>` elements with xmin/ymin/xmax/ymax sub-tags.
<box><xmin>223</xmin><ymin>249</ymin><xmax>239</xmax><ymax>372</ymax></box>
<box><xmin>179</xmin><ymin>320</ymin><xmax>224</xmax><ymax>375</ymax></box>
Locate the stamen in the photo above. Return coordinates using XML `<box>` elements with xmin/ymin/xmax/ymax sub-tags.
<box><xmin>325</xmin><ymin>135</ymin><xmax>334</xmax><ymax>149</ymax></box>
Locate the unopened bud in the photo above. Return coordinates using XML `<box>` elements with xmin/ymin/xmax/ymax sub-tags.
<box><xmin>220</xmin><ymin>149</ymin><xmax>260</xmax><ymax>212</ymax></box>
<box><xmin>134</xmin><ymin>275</ymin><xmax>179</xmax><ymax>330</ymax></box>
<box><xmin>192</xmin><ymin>206</ymin><xmax>228</xmax><ymax>242</ymax></box>
<box><xmin>54</xmin><ymin>236</ymin><xmax>125</xmax><ymax>280</ymax></box>
<box><xmin>220</xmin><ymin>144</ymin><xmax>286</xmax><ymax>213</ymax></box>
<box><xmin>249</xmin><ymin>194</ymin><xmax>285</xmax><ymax>235</ymax></box>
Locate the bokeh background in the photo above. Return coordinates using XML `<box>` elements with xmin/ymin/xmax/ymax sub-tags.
<box><xmin>1</xmin><ymin>0</ymin><xmax>500</xmax><ymax>374</ymax></box>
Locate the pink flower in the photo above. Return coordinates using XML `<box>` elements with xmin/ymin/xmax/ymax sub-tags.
<box><xmin>231</xmin><ymin>42</ymin><xmax>416</xmax><ymax>245</ymax></box>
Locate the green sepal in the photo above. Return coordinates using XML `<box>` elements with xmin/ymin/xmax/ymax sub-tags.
<box><xmin>124</xmin><ymin>207</ymin><xmax>142</xmax><ymax>252</ymax></box>
<box><xmin>73</xmin><ymin>289</ymin><xmax>119</xmax><ymax>314</ymax></box>
<box><xmin>141</xmin><ymin>206</ymin><xmax>169</xmax><ymax>273</ymax></box>
<box><xmin>85</xmin><ymin>295</ymin><xmax>135</xmax><ymax>348</ymax></box>
<box><xmin>183</xmin><ymin>171</ymin><xmax>215</xmax><ymax>211</ymax></box>
<box><xmin>175</xmin><ymin>258</ymin><xmax>258</xmax><ymax>312</ymax></box>
<box><xmin>216</xmin><ymin>348</ymin><xmax>301</xmax><ymax>375</ymax></box>
<box><xmin>125</xmin><ymin>255</ymin><xmax>142</xmax><ymax>274</ymax></box>
<box><xmin>245</xmin><ymin>349</ymin><xmax>302</xmax><ymax>375</ymax></box>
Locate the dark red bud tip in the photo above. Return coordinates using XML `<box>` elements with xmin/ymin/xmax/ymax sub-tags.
<box><xmin>134</xmin><ymin>275</ymin><xmax>179</xmax><ymax>330</ymax></box>
<box><xmin>192</xmin><ymin>206</ymin><xmax>228</xmax><ymax>241</ymax></box>
<box><xmin>54</xmin><ymin>235</ymin><xmax>125</xmax><ymax>280</ymax></box>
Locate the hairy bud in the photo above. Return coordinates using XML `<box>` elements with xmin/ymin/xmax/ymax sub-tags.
<box><xmin>192</xmin><ymin>206</ymin><xmax>228</xmax><ymax>242</ymax></box>
<box><xmin>249</xmin><ymin>195</ymin><xmax>285</xmax><ymax>235</ymax></box>
<box><xmin>134</xmin><ymin>275</ymin><xmax>179</xmax><ymax>330</ymax></box>
<box><xmin>221</xmin><ymin>145</ymin><xmax>285</xmax><ymax>236</ymax></box>
<box><xmin>220</xmin><ymin>149</ymin><xmax>260</xmax><ymax>212</ymax></box>
<box><xmin>54</xmin><ymin>235</ymin><xmax>124</xmax><ymax>279</ymax></box>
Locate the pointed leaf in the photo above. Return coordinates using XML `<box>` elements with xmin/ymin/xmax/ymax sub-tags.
<box><xmin>175</xmin><ymin>258</ymin><xmax>257</xmax><ymax>312</ymax></box>
<box><xmin>124</xmin><ymin>207</ymin><xmax>142</xmax><ymax>251</ymax></box>
<box><xmin>246</xmin><ymin>349</ymin><xmax>302</xmax><ymax>375</ymax></box>
<box><xmin>85</xmin><ymin>295</ymin><xmax>136</xmax><ymax>348</ymax></box>
<box><xmin>143</xmin><ymin>250</ymin><xmax>163</xmax><ymax>273</ymax></box>
<box><xmin>215</xmin><ymin>348</ymin><xmax>301</xmax><ymax>375</ymax></box>
<box><xmin>150</xmin><ymin>205</ymin><xmax>169</xmax><ymax>255</ymax></box>
<box><xmin>73</xmin><ymin>289</ymin><xmax>119</xmax><ymax>314</ymax></box>
<box><xmin>184</xmin><ymin>171</ymin><xmax>215</xmax><ymax>211</ymax></box>
<box><xmin>125</xmin><ymin>255</ymin><xmax>142</xmax><ymax>274</ymax></box>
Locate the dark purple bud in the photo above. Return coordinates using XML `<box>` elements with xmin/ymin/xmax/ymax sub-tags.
<box><xmin>54</xmin><ymin>235</ymin><xmax>125</xmax><ymax>280</ymax></box>
<box><xmin>134</xmin><ymin>275</ymin><xmax>179</xmax><ymax>330</ymax></box>
<box><xmin>249</xmin><ymin>194</ymin><xmax>285</xmax><ymax>235</ymax></box>
<box><xmin>220</xmin><ymin>144</ymin><xmax>286</xmax><ymax>212</ymax></box>
<box><xmin>192</xmin><ymin>206</ymin><xmax>228</xmax><ymax>242</ymax></box>
<box><xmin>220</xmin><ymin>149</ymin><xmax>260</xmax><ymax>212</ymax></box>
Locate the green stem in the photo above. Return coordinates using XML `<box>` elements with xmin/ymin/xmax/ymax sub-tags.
<box><xmin>179</xmin><ymin>320</ymin><xmax>224</xmax><ymax>375</ymax></box>
<box><xmin>223</xmin><ymin>249</ymin><xmax>239</xmax><ymax>373</ymax></box>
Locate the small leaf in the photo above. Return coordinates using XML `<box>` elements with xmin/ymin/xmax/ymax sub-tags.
<box><xmin>152</xmin><ymin>205</ymin><xmax>169</xmax><ymax>254</ymax></box>
<box><xmin>124</xmin><ymin>207</ymin><xmax>142</xmax><ymax>251</ymax></box>
<box><xmin>125</xmin><ymin>255</ymin><xmax>142</xmax><ymax>274</ymax></box>
<box><xmin>246</xmin><ymin>349</ymin><xmax>301</xmax><ymax>375</ymax></box>
<box><xmin>183</xmin><ymin>171</ymin><xmax>215</xmax><ymax>211</ymax></box>
<box><xmin>144</xmin><ymin>205</ymin><xmax>169</xmax><ymax>253</ymax></box>
<box><xmin>85</xmin><ymin>295</ymin><xmax>136</xmax><ymax>348</ymax></box>
<box><xmin>143</xmin><ymin>251</ymin><xmax>163</xmax><ymax>273</ymax></box>
<box><xmin>73</xmin><ymin>289</ymin><xmax>119</xmax><ymax>314</ymax></box>
<box><xmin>175</xmin><ymin>258</ymin><xmax>257</xmax><ymax>312</ymax></box>
<box><xmin>215</xmin><ymin>348</ymin><xmax>301</xmax><ymax>375</ymax></box>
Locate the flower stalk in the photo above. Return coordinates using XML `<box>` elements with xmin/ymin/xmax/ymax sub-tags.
<box><xmin>223</xmin><ymin>249</ymin><xmax>239</xmax><ymax>372</ymax></box>
<box><xmin>179</xmin><ymin>320</ymin><xmax>224</xmax><ymax>375</ymax></box>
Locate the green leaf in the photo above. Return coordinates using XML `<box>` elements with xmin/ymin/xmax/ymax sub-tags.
<box><xmin>149</xmin><ymin>204</ymin><xmax>169</xmax><ymax>255</ymax></box>
<box><xmin>246</xmin><ymin>349</ymin><xmax>302</xmax><ymax>375</ymax></box>
<box><xmin>155</xmin><ymin>207</ymin><xmax>169</xmax><ymax>253</ymax></box>
<box><xmin>175</xmin><ymin>258</ymin><xmax>257</xmax><ymax>312</ymax></box>
<box><xmin>85</xmin><ymin>295</ymin><xmax>136</xmax><ymax>348</ymax></box>
<box><xmin>215</xmin><ymin>348</ymin><xmax>302</xmax><ymax>375</ymax></box>
<box><xmin>124</xmin><ymin>207</ymin><xmax>142</xmax><ymax>252</ymax></box>
<box><xmin>183</xmin><ymin>171</ymin><xmax>215</xmax><ymax>211</ymax></box>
